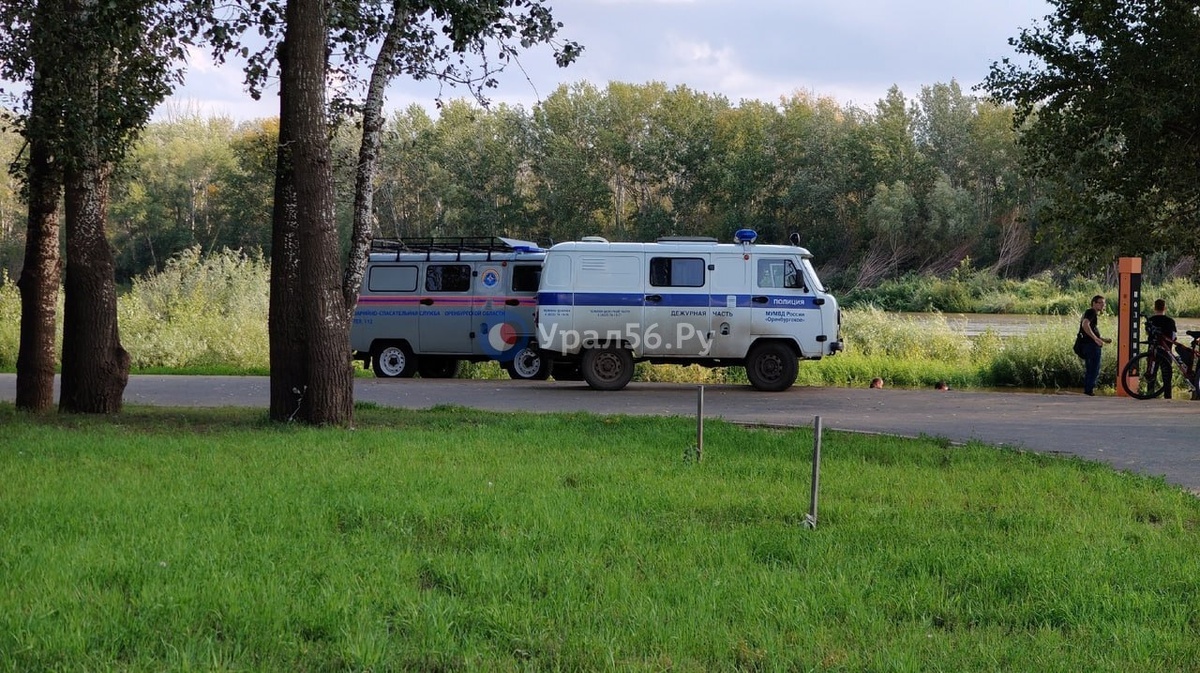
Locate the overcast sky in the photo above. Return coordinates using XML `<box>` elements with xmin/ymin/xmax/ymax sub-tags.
<box><xmin>159</xmin><ymin>0</ymin><xmax>1054</xmax><ymax>122</ymax></box>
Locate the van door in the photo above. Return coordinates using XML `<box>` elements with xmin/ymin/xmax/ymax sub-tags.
<box><xmin>471</xmin><ymin>262</ymin><xmax>507</xmax><ymax>357</ymax></box>
<box><xmin>707</xmin><ymin>253</ymin><xmax>750</xmax><ymax>358</ymax></box>
<box><xmin>506</xmin><ymin>263</ymin><xmax>541</xmax><ymax>342</ymax></box>
<box><xmin>750</xmin><ymin>255</ymin><xmax>823</xmax><ymax>356</ymax></box>
<box><xmin>643</xmin><ymin>254</ymin><xmax>710</xmax><ymax>357</ymax></box>
<box><xmin>419</xmin><ymin>262</ymin><xmax>474</xmax><ymax>353</ymax></box>
<box><xmin>475</xmin><ymin>262</ymin><xmax>539</xmax><ymax>359</ymax></box>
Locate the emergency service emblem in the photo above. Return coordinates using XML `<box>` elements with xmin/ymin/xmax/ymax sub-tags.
<box><xmin>480</xmin><ymin>268</ymin><xmax>500</xmax><ymax>289</ymax></box>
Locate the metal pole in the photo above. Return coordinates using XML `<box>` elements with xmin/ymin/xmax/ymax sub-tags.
<box><xmin>806</xmin><ymin>415</ymin><xmax>822</xmax><ymax>529</ymax></box>
<box><xmin>696</xmin><ymin>385</ymin><xmax>704</xmax><ymax>462</ymax></box>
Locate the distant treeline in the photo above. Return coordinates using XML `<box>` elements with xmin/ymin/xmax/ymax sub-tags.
<box><xmin>0</xmin><ymin>79</ymin><xmax>1185</xmax><ymax>289</ymax></box>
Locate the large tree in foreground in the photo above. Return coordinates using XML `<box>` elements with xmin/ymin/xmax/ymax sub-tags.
<box><xmin>1</xmin><ymin>0</ymin><xmax>198</xmax><ymax>412</ymax></box>
<box><xmin>213</xmin><ymin>0</ymin><xmax>580</xmax><ymax>424</ymax></box>
<box><xmin>982</xmin><ymin>0</ymin><xmax>1200</xmax><ymax>268</ymax></box>
<box><xmin>3</xmin><ymin>0</ymin><xmax>62</xmax><ymax>412</ymax></box>
<box><xmin>270</xmin><ymin>0</ymin><xmax>351</xmax><ymax>424</ymax></box>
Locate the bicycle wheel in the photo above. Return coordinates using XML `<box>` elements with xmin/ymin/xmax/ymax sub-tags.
<box><xmin>1121</xmin><ymin>352</ymin><xmax>1166</xmax><ymax>399</ymax></box>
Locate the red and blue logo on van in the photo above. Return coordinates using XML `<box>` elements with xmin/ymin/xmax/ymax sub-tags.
<box><xmin>481</xmin><ymin>268</ymin><xmax>500</xmax><ymax>288</ymax></box>
<box><xmin>487</xmin><ymin>322</ymin><xmax>520</xmax><ymax>352</ymax></box>
<box><xmin>481</xmin><ymin>312</ymin><xmax>534</xmax><ymax>362</ymax></box>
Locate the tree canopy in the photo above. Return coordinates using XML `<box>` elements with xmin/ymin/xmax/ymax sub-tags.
<box><xmin>983</xmin><ymin>0</ymin><xmax>1200</xmax><ymax>267</ymax></box>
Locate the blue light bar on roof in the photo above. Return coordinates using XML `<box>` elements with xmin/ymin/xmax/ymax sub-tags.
<box><xmin>734</xmin><ymin>228</ymin><xmax>758</xmax><ymax>244</ymax></box>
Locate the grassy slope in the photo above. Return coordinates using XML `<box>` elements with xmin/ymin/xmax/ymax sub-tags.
<box><xmin>2</xmin><ymin>405</ymin><xmax>1199</xmax><ymax>671</ymax></box>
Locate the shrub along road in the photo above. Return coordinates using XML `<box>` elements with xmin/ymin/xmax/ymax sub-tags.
<box><xmin>3</xmin><ymin>374</ymin><xmax>1197</xmax><ymax>494</ymax></box>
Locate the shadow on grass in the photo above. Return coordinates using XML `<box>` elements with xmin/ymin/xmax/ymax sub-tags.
<box><xmin>0</xmin><ymin>401</ymin><xmax>624</xmax><ymax>437</ymax></box>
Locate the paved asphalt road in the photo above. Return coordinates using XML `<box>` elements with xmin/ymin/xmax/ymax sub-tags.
<box><xmin>3</xmin><ymin>374</ymin><xmax>1197</xmax><ymax>494</ymax></box>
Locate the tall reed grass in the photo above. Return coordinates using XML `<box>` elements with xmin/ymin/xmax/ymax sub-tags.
<box><xmin>0</xmin><ymin>272</ymin><xmax>18</xmax><ymax>368</ymax></box>
<box><xmin>119</xmin><ymin>247</ymin><xmax>269</xmax><ymax>370</ymax></box>
<box><xmin>845</xmin><ymin>266</ymin><xmax>1200</xmax><ymax>317</ymax></box>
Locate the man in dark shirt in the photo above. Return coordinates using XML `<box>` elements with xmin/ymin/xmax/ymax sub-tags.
<box><xmin>1147</xmin><ymin>298</ymin><xmax>1178</xmax><ymax>399</ymax></box>
<box><xmin>1079</xmin><ymin>295</ymin><xmax>1112</xmax><ymax>396</ymax></box>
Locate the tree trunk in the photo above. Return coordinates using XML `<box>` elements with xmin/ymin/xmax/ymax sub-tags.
<box><xmin>15</xmin><ymin>120</ymin><xmax>63</xmax><ymax>412</ymax></box>
<box><xmin>269</xmin><ymin>46</ymin><xmax>308</xmax><ymax>422</ymax></box>
<box><xmin>59</xmin><ymin>156</ymin><xmax>130</xmax><ymax>414</ymax></box>
<box><xmin>271</xmin><ymin>0</ymin><xmax>353</xmax><ymax>425</ymax></box>
<box><xmin>342</xmin><ymin>5</ymin><xmax>411</xmax><ymax>314</ymax></box>
<box><xmin>14</xmin><ymin>0</ymin><xmax>66</xmax><ymax>412</ymax></box>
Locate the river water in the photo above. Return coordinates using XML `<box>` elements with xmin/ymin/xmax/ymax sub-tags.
<box><xmin>901</xmin><ymin>312</ymin><xmax>1200</xmax><ymax>338</ymax></box>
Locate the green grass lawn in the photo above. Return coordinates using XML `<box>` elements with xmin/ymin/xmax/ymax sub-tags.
<box><xmin>2</xmin><ymin>404</ymin><xmax>1198</xmax><ymax>671</ymax></box>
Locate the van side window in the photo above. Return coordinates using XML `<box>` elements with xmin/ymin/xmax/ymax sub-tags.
<box><xmin>426</xmin><ymin>264</ymin><xmax>471</xmax><ymax>292</ymax></box>
<box><xmin>368</xmin><ymin>265</ymin><xmax>418</xmax><ymax>292</ymax></box>
<box><xmin>757</xmin><ymin>258</ymin><xmax>805</xmax><ymax>290</ymax></box>
<box><xmin>511</xmin><ymin>265</ymin><xmax>541</xmax><ymax>293</ymax></box>
<box><xmin>649</xmin><ymin>257</ymin><xmax>705</xmax><ymax>287</ymax></box>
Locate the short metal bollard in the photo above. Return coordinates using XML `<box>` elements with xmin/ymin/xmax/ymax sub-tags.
<box><xmin>804</xmin><ymin>416</ymin><xmax>822</xmax><ymax>529</ymax></box>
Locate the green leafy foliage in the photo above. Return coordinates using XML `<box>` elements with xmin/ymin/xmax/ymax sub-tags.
<box><xmin>0</xmin><ymin>78</ymin><xmax>1055</xmax><ymax>286</ymax></box>
<box><xmin>983</xmin><ymin>0</ymin><xmax>1200</xmax><ymax>267</ymax></box>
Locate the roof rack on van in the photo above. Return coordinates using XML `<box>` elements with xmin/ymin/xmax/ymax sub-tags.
<box><xmin>369</xmin><ymin>236</ymin><xmax>541</xmax><ymax>261</ymax></box>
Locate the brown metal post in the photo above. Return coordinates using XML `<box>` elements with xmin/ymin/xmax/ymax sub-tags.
<box><xmin>1117</xmin><ymin>257</ymin><xmax>1142</xmax><ymax>397</ymax></box>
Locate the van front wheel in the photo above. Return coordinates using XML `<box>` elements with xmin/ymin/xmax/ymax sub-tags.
<box><xmin>582</xmin><ymin>346</ymin><xmax>635</xmax><ymax>391</ymax></box>
<box><xmin>745</xmin><ymin>342</ymin><xmax>798</xmax><ymax>392</ymax></box>
<box><xmin>372</xmin><ymin>342</ymin><xmax>416</xmax><ymax>378</ymax></box>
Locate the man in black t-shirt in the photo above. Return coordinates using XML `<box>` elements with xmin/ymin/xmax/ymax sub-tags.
<box><xmin>1147</xmin><ymin>298</ymin><xmax>1178</xmax><ymax>399</ymax></box>
<box><xmin>1080</xmin><ymin>295</ymin><xmax>1112</xmax><ymax>395</ymax></box>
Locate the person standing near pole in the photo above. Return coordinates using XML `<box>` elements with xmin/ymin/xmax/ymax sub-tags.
<box><xmin>1079</xmin><ymin>295</ymin><xmax>1112</xmax><ymax>396</ymax></box>
<box><xmin>1147</xmin><ymin>298</ymin><xmax>1178</xmax><ymax>399</ymax></box>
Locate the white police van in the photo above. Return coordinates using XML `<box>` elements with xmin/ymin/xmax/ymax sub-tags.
<box><xmin>350</xmin><ymin>237</ymin><xmax>551</xmax><ymax>379</ymax></box>
<box><xmin>536</xmin><ymin>229</ymin><xmax>843</xmax><ymax>391</ymax></box>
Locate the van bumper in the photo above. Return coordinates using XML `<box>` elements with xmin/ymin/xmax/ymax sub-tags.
<box><xmin>829</xmin><ymin>340</ymin><xmax>845</xmax><ymax>354</ymax></box>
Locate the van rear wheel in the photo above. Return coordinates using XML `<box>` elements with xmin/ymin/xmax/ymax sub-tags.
<box><xmin>745</xmin><ymin>342</ymin><xmax>798</xmax><ymax>392</ymax></box>
<box><xmin>417</xmin><ymin>357</ymin><xmax>460</xmax><ymax>379</ymax></box>
<box><xmin>372</xmin><ymin>342</ymin><xmax>416</xmax><ymax>378</ymax></box>
<box><xmin>505</xmin><ymin>347</ymin><xmax>552</xmax><ymax>380</ymax></box>
<box><xmin>582</xmin><ymin>346</ymin><xmax>635</xmax><ymax>391</ymax></box>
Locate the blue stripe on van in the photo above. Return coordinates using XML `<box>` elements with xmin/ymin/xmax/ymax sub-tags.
<box><xmin>537</xmin><ymin>292</ymin><xmax>645</xmax><ymax>306</ymax></box>
<box><xmin>538</xmin><ymin>292</ymin><xmax>819</xmax><ymax>309</ymax></box>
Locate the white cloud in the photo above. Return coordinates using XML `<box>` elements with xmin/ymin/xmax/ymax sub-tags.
<box><xmin>155</xmin><ymin>0</ymin><xmax>1054</xmax><ymax>120</ymax></box>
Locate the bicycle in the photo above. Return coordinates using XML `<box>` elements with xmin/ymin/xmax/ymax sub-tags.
<box><xmin>1119</xmin><ymin>318</ymin><xmax>1200</xmax><ymax>400</ymax></box>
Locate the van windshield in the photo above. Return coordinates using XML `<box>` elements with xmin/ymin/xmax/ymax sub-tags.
<box><xmin>801</xmin><ymin>259</ymin><xmax>826</xmax><ymax>293</ymax></box>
